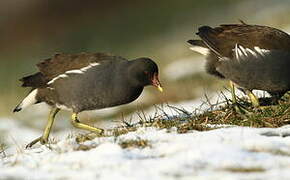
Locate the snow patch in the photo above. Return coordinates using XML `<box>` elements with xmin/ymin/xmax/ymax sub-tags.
<box><xmin>164</xmin><ymin>57</ymin><xmax>204</xmax><ymax>81</ymax></box>
<box><xmin>1</xmin><ymin>125</ymin><xmax>290</xmax><ymax>179</ymax></box>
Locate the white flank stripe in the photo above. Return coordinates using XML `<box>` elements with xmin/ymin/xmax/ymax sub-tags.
<box><xmin>65</xmin><ymin>69</ymin><xmax>83</xmax><ymax>74</ymax></box>
<box><xmin>89</xmin><ymin>62</ymin><xmax>100</xmax><ymax>66</ymax></box>
<box><xmin>47</xmin><ymin>63</ymin><xmax>100</xmax><ymax>85</ymax></box>
<box><xmin>237</xmin><ymin>45</ymin><xmax>245</xmax><ymax>59</ymax></box>
<box><xmin>234</xmin><ymin>44</ymin><xmax>271</xmax><ymax>61</ymax></box>
<box><xmin>234</xmin><ymin>44</ymin><xmax>249</xmax><ymax>61</ymax></box>
<box><xmin>58</xmin><ymin>74</ymin><xmax>68</xmax><ymax>78</ymax></box>
<box><xmin>48</xmin><ymin>74</ymin><xmax>68</xmax><ymax>84</ymax></box>
<box><xmin>239</xmin><ymin>45</ymin><xmax>247</xmax><ymax>56</ymax></box>
<box><xmin>80</xmin><ymin>62</ymin><xmax>100</xmax><ymax>71</ymax></box>
<box><xmin>234</xmin><ymin>44</ymin><xmax>239</xmax><ymax>59</ymax></box>
<box><xmin>254</xmin><ymin>46</ymin><xmax>270</xmax><ymax>56</ymax></box>
<box><xmin>19</xmin><ymin>89</ymin><xmax>38</xmax><ymax>110</ymax></box>
<box><xmin>189</xmin><ymin>46</ymin><xmax>210</xmax><ymax>56</ymax></box>
<box><xmin>246</xmin><ymin>48</ymin><xmax>258</xmax><ymax>57</ymax></box>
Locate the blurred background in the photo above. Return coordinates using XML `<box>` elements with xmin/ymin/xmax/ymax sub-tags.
<box><xmin>1</xmin><ymin>0</ymin><xmax>290</xmax><ymax>140</ymax></box>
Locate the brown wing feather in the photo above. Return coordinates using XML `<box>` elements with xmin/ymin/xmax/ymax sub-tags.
<box><xmin>37</xmin><ymin>52</ymin><xmax>127</xmax><ymax>80</ymax></box>
<box><xmin>20</xmin><ymin>52</ymin><xmax>127</xmax><ymax>88</ymax></box>
<box><xmin>197</xmin><ymin>24</ymin><xmax>290</xmax><ymax>58</ymax></box>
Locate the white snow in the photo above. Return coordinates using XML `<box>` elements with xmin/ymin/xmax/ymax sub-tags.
<box><xmin>164</xmin><ymin>57</ymin><xmax>205</xmax><ymax>81</ymax></box>
<box><xmin>1</xmin><ymin>123</ymin><xmax>290</xmax><ymax>180</ymax></box>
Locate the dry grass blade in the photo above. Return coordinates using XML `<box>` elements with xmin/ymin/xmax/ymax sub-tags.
<box><xmin>76</xmin><ymin>92</ymin><xmax>290</xmax><ymax>144</ymax></box>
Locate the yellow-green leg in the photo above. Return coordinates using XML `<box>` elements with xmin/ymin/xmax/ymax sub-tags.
<box><xmin>71</xmin><ymin>113</ymin><xmax>104</xmax><ymax>135</ymax></box>
<box><xmin>246</xmin><ymin>90</ymin><xmax>260</xmax><ymax>107</ymax></box>
<box><xmin>229</xmin><ymin>81</ymin><xmax>248</xmax><ymax>113</ymax></box>
<box><xmin>26</xmin><ymin>107</ymin><xmax>60</xmax><ymax>148</ymax></box>
<box><xmin>230</xmin><ymin>81</ymin><xmax>238</xmax><ymax>105</ymax></box>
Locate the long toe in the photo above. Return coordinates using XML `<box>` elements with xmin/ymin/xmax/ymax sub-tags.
<box><xmin>26</xmin><ymin>136</ymin><xmax>42</xmax><ymax>148</ymax></box>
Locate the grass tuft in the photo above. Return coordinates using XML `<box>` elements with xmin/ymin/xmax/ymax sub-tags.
<box><xmin>0</xmin><ymin>143</ymin><xmax>6</xmax><ymax>158</ymax></box>
<box><xmin>75</xmin><ymin>92</ymin><xmax>290</xmax><ymax>144</ymax></box>
<box><xmin>222</xmin><ymin>167</ymin><xmax>266</xmax><ymax>173</ymax></box>
<box><xmin>119</xmin><ymin>138</ymin><xmax>151</xmax><ymax>149</ymax></box>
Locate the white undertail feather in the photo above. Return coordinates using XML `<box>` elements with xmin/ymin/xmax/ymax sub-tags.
<box><xmin>47</xmin><ymin>63</ymin><xmax>100</xmax><ymax>85</ymax></box>
<box><xmin>189</xmin><ymin>46</ymin><xmax>210</xmax><ymax>56</ymax></box>
<box><xmin>14</xmin><ymin>89</ymin><xmax>38</xmax><ymax>112</ymax></box>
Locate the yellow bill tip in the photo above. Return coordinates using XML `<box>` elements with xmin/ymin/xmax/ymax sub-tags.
<box><xmin>157</xmin><ymin>86</ymin><xmax>163</xmax><ymax>92</ymax></box>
